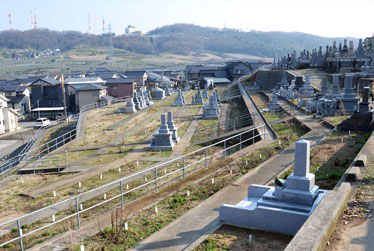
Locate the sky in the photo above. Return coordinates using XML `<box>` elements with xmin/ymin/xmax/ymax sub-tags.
<box><xmin>0</xmin><ymin>0</ymin><xmax>373</xmax><ymax>38</ymax></box>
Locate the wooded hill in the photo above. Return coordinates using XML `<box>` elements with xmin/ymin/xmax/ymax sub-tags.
<box><xmin>0</xmin><ymin>23</ymin><xmax>358</xmax><ymax>58</ymax></box>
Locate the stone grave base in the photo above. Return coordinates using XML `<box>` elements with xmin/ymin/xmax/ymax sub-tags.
<box><xmin>219</xmin><ymin>184</ymin><xmax>327</xmax><ymax>235</ymax></box>
<box><xmin>146</xmin><ymin>145</ymin><xmax>174</xmax><ymax>151</ymax></box>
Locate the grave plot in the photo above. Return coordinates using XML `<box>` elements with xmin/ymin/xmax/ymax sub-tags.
<box><xmin>280</xmin><ymin>131</ymin><xmax>370</xmax><ymax>190</ymax></box>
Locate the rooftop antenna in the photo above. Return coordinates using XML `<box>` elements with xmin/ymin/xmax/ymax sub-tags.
<box><xmin>88</xmin><ymin>12</ymin><xmax>91</xmax><ymax>33</ymax></box>
<box><xmin>33</xmin><ymin>10</ymin><xmax>37</xmax><ymax>29</ymax></box>
<box><xmin>8</xmin><ymin>13</ymin><xmax>12</xmax><ymax>31</ymax></box>
<box><xmin>102</xmin><ymin>15</ymin><xmax>105</xmax><ymax>34</ymax></box>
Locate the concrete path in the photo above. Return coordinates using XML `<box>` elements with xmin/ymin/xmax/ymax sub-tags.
<box><xmin>133</xmin><ymin>99</ymin><xmax>331</xmax><ymax>251</ymax></box>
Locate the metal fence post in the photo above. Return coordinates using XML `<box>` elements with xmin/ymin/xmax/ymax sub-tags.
<box><xmin>263</xmin><ymin>126</ymin><xmax>265</xmax><ymax>140</ymax></box>
<box><xmin>182</xmin><ymin>157</ymin><xmax>185</xmax><ymax>179</ymax></box>
<box><xmin>120</xmin><ymin>180</ymin><xmax>124</xmax><ymax>209</ymax></box>
<box><xmin>239</xmin><ymin>134</ymin><xmax>242</xmax><ymax>150</ymax></box>
<box><xmin>55</xmin><ymin>138</ymin><xmax>58</xmax><ymax>150</ymax></box>
<box><xmin>155</xmin><ymin>167</ymin><xmax>158</xmax><ymax>192</ymax></box>
<box><xmin>223</xmin><ymin>140</ymin><xmax>226</xmax><ymax>158</ymax></box>
<box><xmin>62</xmin><ymin>134</ymin><xmax>65</xmax><ymax>145</ymax></box>
<box><xmin>75</xmin><ymin>197</ymin><xmax>80</xmax><ymax>229</ymax></box>
<box><xmin>17</xmin><ymin>219</ymin><xmax>24</xmax><ymax>251</ymax></box>
<box><xmin>205</xmin><ymin>148</ymin><xmax>208</xmax><ymax>169</ymax></box>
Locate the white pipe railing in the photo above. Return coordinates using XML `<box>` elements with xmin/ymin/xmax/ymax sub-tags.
<box><xmin>0</xmin><ymin>123</ymin><xmax>265</xmax><ymax>250</ymax></box>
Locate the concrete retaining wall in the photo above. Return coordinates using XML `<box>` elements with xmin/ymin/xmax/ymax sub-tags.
<box><xmin>255</xmin><ymin>70</ymin><xmax>296</xmax><ymax>90</ymax></box>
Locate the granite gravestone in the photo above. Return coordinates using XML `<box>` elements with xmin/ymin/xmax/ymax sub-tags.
<box><xmin>148</xmin><ymin>113</ymin><xmax>175</xmax><ymax>151</ymax></box>
<box><xmin>219</xmin><ymin>139</ymin><xmax>327</xmax><ymax>235</ymax></box>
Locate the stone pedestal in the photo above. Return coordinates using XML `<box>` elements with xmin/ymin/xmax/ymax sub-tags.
<box><xmin>203</xmin><ymin>96</ymin><xmax>220</xmax><ymax>119</ymax></box>
<box><xmin>167</xmin><ymin>111</ymin><xmax>180</xmax><ymax>143</ymax></box>
<box><xmin>269</xmin><ymin>89</ymin><xmax>281</xmax><ymax>111</ymax></box>
<box><xmin>148</xmin><ymin>113</ymin><xmax>175</xmax><ymax>151</ymax></box>
<box><xmin>173</xmin><ymin>89</ymin><xmax>185</xmax><ymax>106</ymax></box>
<box><xmin>219</xmin><ymin>139</ymin><xmax>327</xmax><ymax>235</ymax></box>
<box><xmin>340</xmin><ymin>74</ymin><xmax>359</xmax><ymax>115</ymax></box>
<box><xmin>329</xmin><ymin>74</ymin><xmax>341</xmax><ymax>98</ymax></box>
<box><xmin>125</xmin><ymin>98</ymin><xmax>137</xmax><ymax>113</ymax></box>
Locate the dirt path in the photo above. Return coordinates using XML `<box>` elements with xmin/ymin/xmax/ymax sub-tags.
<box><xmin>325</xmin><ymin>163</ymin><xmax>374</xmax><ymax>251</ymax></box>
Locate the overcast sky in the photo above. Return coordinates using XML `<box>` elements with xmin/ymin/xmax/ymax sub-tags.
<box><xmin>0</xmin><ymin>0</ymin><xmax>373</xmax><ymax>38</ymax></box>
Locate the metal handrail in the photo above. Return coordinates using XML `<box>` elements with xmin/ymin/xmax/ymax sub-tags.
<box><xmin>0</xmin><ymin>123</ymin><xmax>266</xmax><ymax>249</ymax></box>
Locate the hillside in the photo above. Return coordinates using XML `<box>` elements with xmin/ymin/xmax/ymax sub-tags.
<box><xmin>0</xmin><ymin>23</ymin><xmax>359</xmax><ymax>58</ymax></box>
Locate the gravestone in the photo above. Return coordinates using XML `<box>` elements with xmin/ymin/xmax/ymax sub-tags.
<box><xmin>137</xmin><ymin>94</ymin><xmax>144</xmax><ymax>109</ymax></box>
<box><xmin>305</xmin><ymin>99</ymin><xmax>317</xmax><ymax>114</ymax></box>
<box><xmin>194</xmin><ymin>88</ymin><xmax>203</xmax><ymax>105</ymax></box>
<box><xmin>125</xmin><ymin>98</ymin><xmax>137</xmax><ymax>113</ymax></box>
<box><xmin>269</xmin><ymin>89</ymin><xmax>280</xmax><ymax>111</ymax></box>
<box><xmin>133</xmin><ymin>92</ymin><xmax>141</xmax><ymax>110</ymax></box>
<box><xmin>294</xmin><ymin>75</ymin><xmax>304</xmax><ymax>90</ymax></box>
<box><xmin>214</xmin><ymin>89</ymin><xmax>221</xmax><ymax>104</ymax></box>
<box><xmin>148</xmin><ymin>113</ymin><xmax>175</xmax><ymax>151</ymax></box>
<box><xmin>203</xmin><ymin>85</ymin><xmax>208</xmax><ymax>99</ymax></box>
<box><xmin>340</xmin><ymin>74</ymin><xmax>359</xmax><ymax>115</ymax></box>
<box><xmin>140</xmin><ymin>93</ymin><xmax>147</xmax><ymax>107</ymax></box>
<box><xmin>359</xmin><ymin>87</ymin><xmax>370</xmax><ymax>113</ymax></box>
<box><xmin>167</xmin><ymin>111</ymin><xmax>180</xmax><ymax>143</ymax></box>
<box><xmin>319</xmin><ymin>77</ymin><xmax>329</xmax><ymax>96</ymax></box>
<box><xmin>299</xmin><ymin>74</ymin><xmax>314</xmax><ymax>97</ymax></box>
<box><xmin>203</xmin><ymin>96</ymin><xmax>220</xmax><ymax>119</ymax></box>
<box><xmin>219</xmin><ymin>139</ymin><xmax>327</xmax><ymax>235</ymax></box>
<box><xmin>173</xmin><ymin>89</ymin><xmax>185</xmax><ymax>106</ymax></box>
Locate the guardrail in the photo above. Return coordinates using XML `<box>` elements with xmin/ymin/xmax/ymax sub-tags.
<box><xmin>0</xmin><ymin>123</ymin><xmax>265</xmax><ymax>250</ymax></box>
<box><xmin>0</xmin><ymin>98</ymin><xmax>128</xmax><ymax>179</ymax></box>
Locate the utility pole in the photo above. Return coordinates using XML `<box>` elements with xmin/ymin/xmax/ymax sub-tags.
<box><xmin>60</xmin><ymin>73</ymin><xmax>68</xmax><ymax>123</ymax></box>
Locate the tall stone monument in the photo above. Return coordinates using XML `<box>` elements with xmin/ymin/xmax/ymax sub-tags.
<box><xmin>167</xmin><ymin>111</ymin><xmax>180</xmax><ymax>143</ymax></box>
<box><xmin>133</xmin><ymin>92</ymin><xmax>141</xmax><ymax>110</ymax></box>
<box><xmin>125</xmin><ymin>98</ymin><xmax>137</xmax><ymax>113</ymax></box>
<box><xmin>340</xmin><ymin>74</ymin><xmax>359</xmax><ymax>115</ymax></box>
<box><xmin>172</xmin><ymin>89</ymin><xmax>185</xmax><ymax>106</ymax></box>
<box><xmin>299</xmin><ymin>74</ymin><xmax>314</xmax><ymax>97</ymax></box>
<box><xmin>148</xmin><ymin>113</ymin><xmax>175</xmax><ymax>151</ymax></box>
<box><xmin>203</xmin><ymin>96</ymin><xmax>220</xmax><ymax>119</ymax></box>
<box><xmin>203</xmin><ymin>85</ymin><xmax>208</xmax><ymax>99</ymax></box>
<box><xmin>269</xmin><ymin>89</ymin><xmax>281</xmax><ymax>111</ymax></box>
<box><xmin>219</xmin><ymin>140</ymin><xmax>327</xmax><ymax>235</ymax></box>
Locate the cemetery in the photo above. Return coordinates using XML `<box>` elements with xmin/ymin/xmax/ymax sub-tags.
<box><xmin>1</xmin><ymin>48</ymin><xmax>374</xmax><ymax>250</ymax></box>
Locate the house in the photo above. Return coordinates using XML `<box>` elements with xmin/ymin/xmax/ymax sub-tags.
<box><xmin>68</xmin><ymin>71</ymin><xmax>85</xmax><ymax>78</ymax></box>
<box><xmin>68</xmin><ymin>83</ymin><xmax>107</xmax><ymax>111</ymax></box>
<box><xmin>203</xmin><ymin>77</ymin><xmax>231</xmax><ymax>88</ymax></box>
<box><xmin>226</xmin><ymin>61</ymin><xmax>252</xmax><ymax>80</ymax></box>
<box><xmin>146</xmin><ymin>72</ymin><xmax>175</xmax><ymax>88</ymax></box>
<box><xmin>29</xmin><ymin>77</ymin><xmax>70</xmax><ymax>119</ymax></box>
<box><xmin>0</xmin><ymin>93</ymin><xmax>20</xmax><ymax>134</ymax></box>
<box><xmin>65</xmin><ymin>77</ymin><xmax>106</xmax><ymax>86</ymax></box>
<box><xmin>106</xmin><ymin>76</ymin><xmax>136</xmax><ymax>98</ymax></box>
<box><xmin>123</xmin><ymin>71</ymin><xmax>148</xmax><ymax>92</ymax></box>
<box><xmin>0</xmin><ymin>85</ymin><xmax>31</xmax><ymax>115</ymax></box>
